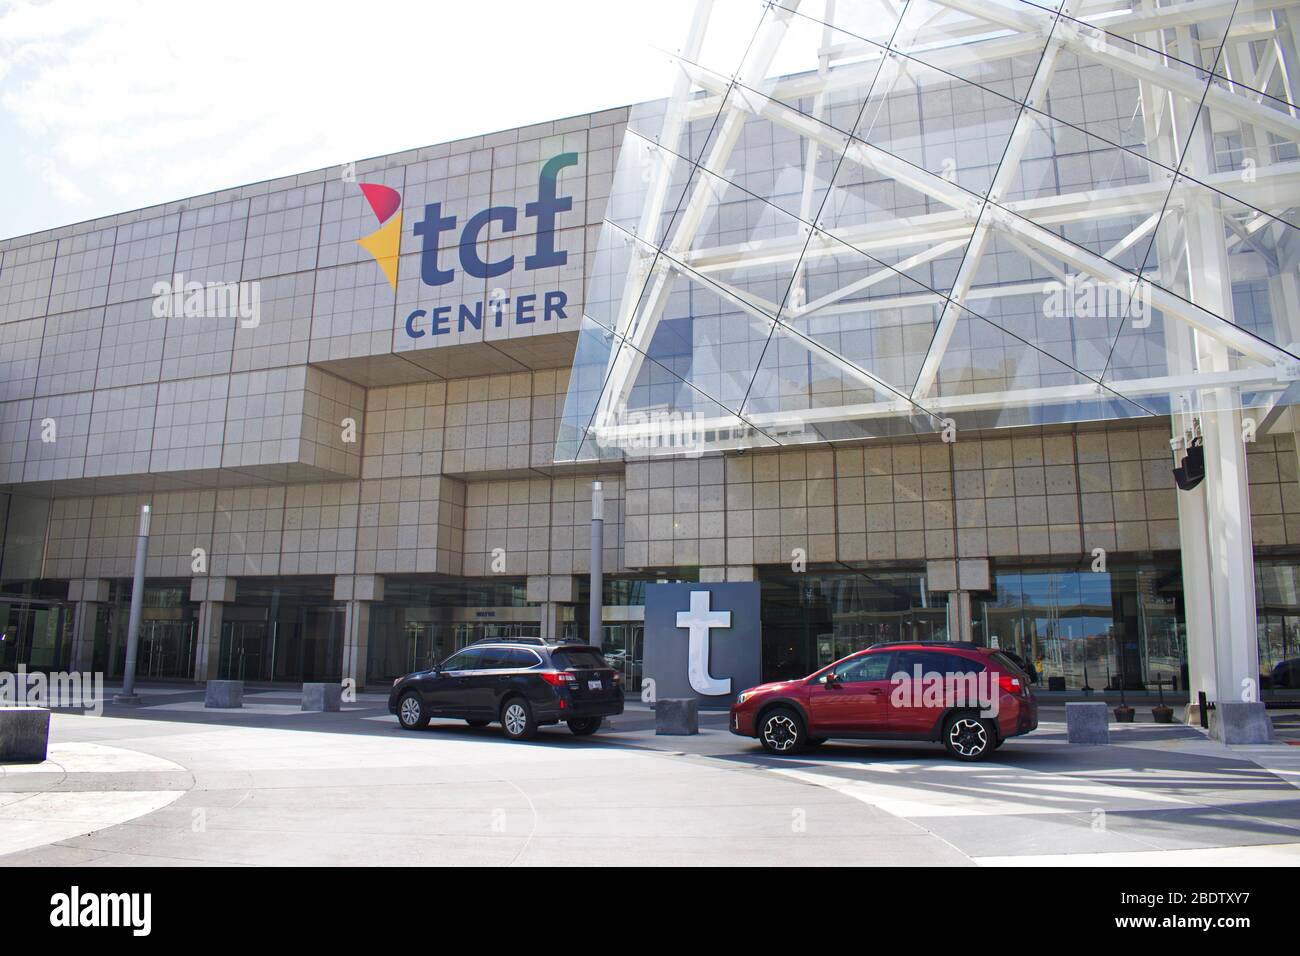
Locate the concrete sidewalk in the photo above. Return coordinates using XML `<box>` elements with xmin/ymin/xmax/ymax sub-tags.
<box><xmin>1</xmin><ymin>690</ymin><xmax>1298</xmax><ymax>866</ymax></box>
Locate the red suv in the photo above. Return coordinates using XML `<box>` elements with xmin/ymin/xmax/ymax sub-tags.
<box><xmin>730</xmin><ymin>642</ymin><xmax>1038</xmax><ymax>761</ymax></box>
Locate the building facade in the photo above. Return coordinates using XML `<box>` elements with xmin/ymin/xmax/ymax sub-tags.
<box><xmin>2</xmin><ymin>0</ymin><xmax>1300</xmax><ymax>703</ymax></box>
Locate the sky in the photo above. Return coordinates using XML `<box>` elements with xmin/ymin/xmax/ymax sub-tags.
<box><xmin>0</xmin><ymin>0</ymin><xmax>704</xmax><ymax>239</ymax></box>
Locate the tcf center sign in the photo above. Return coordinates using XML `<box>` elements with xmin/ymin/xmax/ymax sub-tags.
<box><xmin>403</xmin><ymin>152</ymin><xmax>578</xmax><ymax>338</ymax></box>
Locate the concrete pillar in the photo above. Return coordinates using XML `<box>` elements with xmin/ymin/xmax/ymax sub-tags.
<box><xmin>1204</xmin><ymin>405</ymin><xmax>1261</xmax><ymax>702</ymax></box>
<box><xmin>539</xmin><ymin>602</ymin><xmax>561</xmax><ymax>643</ymax></box>
<box><xmin>341</xmin><ymin>600</ymin><xmax>372</xmax><ymax>689</ymax></box>
<box><xmin>66</xmin><ymin>579</ymin><xmax>110</xmax><ymax>672</ymax></box>
<box><xmin>334</xmin><ymin>575</ymin><xmax>384</xmax><ymax>690</ymax></box>
<box><xmin>1156</xmin><ymin>9</ymin><xmax>1261</xmax><ymax>712</ymax></box>
<box><xmin>527</xmin><ymin>575</ymin><xmax>577</xmax><ymax>642</ymax></box>
<box><xmin>190</xmin><ymin>577</ymin><xmax>237</xmax><ymax>682</ymax></box>
<box><xmin>926</xmin><ymin>559</ymin><xmax>989</xmax><ymax>642</ymax></box>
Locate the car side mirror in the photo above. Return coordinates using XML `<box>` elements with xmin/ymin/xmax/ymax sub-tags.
<box><xmin>823</xmin><ymin>674</ymin><xmax>840</xmax><ymax>687</ymax></box>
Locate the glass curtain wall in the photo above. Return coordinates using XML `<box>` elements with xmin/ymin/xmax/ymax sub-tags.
<box><xmin>1255</xmin><ymin>554</ymin><xmax>1300</xmax><ymax>693</ymax></box>
<box><xmin>978</xmin><ymin>560</ymin><xmax>1185</xmax><ymax>692</ymax></box>
<box><xmin>759</xmin><ymin>567</ymin><xmax>949</xmax><ymax>681</ymax></box>
<box><xmin>0</xmin><ymin>592</ymin><xmax>71</xmax><ymax>673</ymax></box>
<box><xmin>95</xmin><ymin>581</ymin><xmax>199</xmax><ymax>680</ymax></box>
<box><xmin>217</xmin><ymin>578</ymin><xmax>343</xmax><ymax>683</ymax></box>
<box><xmin>367</xmin><ymin>577</ymin><xmax>536</xmax><ymax>684</ymax></box>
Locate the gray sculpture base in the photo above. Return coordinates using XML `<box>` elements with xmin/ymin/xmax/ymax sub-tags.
<box><xmin>301</xmin><ymin>683</ymin><xmax>342</xmax><ymax>712</ymax></box>
<box><xmin>205</xmin><ymin>680</ymin><xmax>243</xmax><ymax>709</ymax></box>
<box><xmin>1209</xmin><ymin>701</ymin><xmax>1275</xmax><ymax>744</ymax></box>
<box><xmin>655</xmin><ymin>698</ymin><xmax>699</xmax><ymax>735</ymax></box>
<box><xmin>0</xmin><ymin>706</ymin><xmax>51</xmax><ymax>763</ymax></box>
<box><xmin>1065</xmin><ymin>701</ymin><xmax>1110</xmax><ymax>744</ymax></box>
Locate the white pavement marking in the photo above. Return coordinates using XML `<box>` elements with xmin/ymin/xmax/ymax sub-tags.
<box><xmin>0</xmin><ymin>742</ymin><xmax>187</xmax><ymax>857</ymax></box>
<box><xmin>0</xmin><ymin>791</ymin><xmax>185</xmax><ymax>858</ymax></box>
<box><xmin>0</xmin><ymin>741</ymin><xmax>185</xmax><ymax>775</ymax></box>
<box><xmin>975</xmin><ymin>842</ymin><xmax>1300</xmax><ymax>866</ymax></box>
<box><xmin>769</xmin><ymin>765</ymin><xmax>1197</xmax><ymax>819</ymax></box>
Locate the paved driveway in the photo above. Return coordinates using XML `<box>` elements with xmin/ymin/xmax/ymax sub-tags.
<box><xmin>1</xmin><ymin>690</ymin><xmax>1297</xmax><ymax>866</ymax></box>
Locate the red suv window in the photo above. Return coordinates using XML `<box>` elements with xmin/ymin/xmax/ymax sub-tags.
<box><xmin>894</xmin><ymin>649</ymin><xmax>985</xmax><ymax>676</ymax></box>
<box><xmin>826</xmin><ymin>652</ymin><xmax>895</xmax><ymax>682</ymax></box>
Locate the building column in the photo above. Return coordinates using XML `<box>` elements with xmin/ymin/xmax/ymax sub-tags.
<box><xmin>1172</xmin><ymin>205</ymin><xmax>1260</xmax><ymax>710</ymax></box>
<box><xmin>925</xmin><ymin>559</ymin><xmax>989</xmax><ymax>642</ymax></box>
<box><xmin>335</xmin><ymin>575</ymin><xmax>384</xmax><ymax>689</ymax></box>
<box><xmin>527</xmin><ymin>575</ymin><xmax>578</xmax><ymax>642</ymax></box>
<box><xmin>66</xmin><ymin>579</ymin><xmax>111</xmax><ymax>672</ymax></box>
<box><xmin>190</xmin><ymin>577</ymin><xmax>237</xmax><ymax>681</ymax></box>
<box><xmin>1157</xmin><ymin>20</ymin><xmax>1262</xmax><ymax>721</ymax></box>
<box><xmin>1204</xmin><ymin>405</ymin><xmax>1260</xmax><ymax>702</ymax></box>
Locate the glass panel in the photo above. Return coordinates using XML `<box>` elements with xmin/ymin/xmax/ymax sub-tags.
<box><xmin>558</xmin><ymin>0</ymin><xmax>1300</xmax><ymax>458</ymax></box>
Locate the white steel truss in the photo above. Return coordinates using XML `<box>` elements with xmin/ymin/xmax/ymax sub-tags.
<box><xmin>560</xmin><ymin>0</ymin><xmax>1300</xmax><ymax>457</ymax></box>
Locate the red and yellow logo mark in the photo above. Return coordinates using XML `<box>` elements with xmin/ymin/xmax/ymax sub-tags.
<box><xmin>356</xmin><ymin>183</ymin><xmax>402</xmax><ymax>291</ymax></box>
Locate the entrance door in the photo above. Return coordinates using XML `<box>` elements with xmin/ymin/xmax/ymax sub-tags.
<box><xmin>274</xmin><ymin>606</ymin><xmax>344</xmax><ymax>682</ymax></box>
<box><xmin>140</xmin><ymin>621</ymin><xmax>196</xmax><ymax>679</ymax></box>
<box><xmin>0</xmin><ymin>604</ymin><xmax>69</xmax><ymax>671</ymax></box>
<box><xmin>219</xmin><ymin>622</ymin><xmax>272</xmax><ymax>681</ymax></box>
<box><xmin>406</xmin><ymin>622</ymin><xmax>444</xmax><ymax>674</ymax></box>
<box><xmin>602</xmin><ymin>623</ymin><xmax>643</xmax><ymax>692</ymax></box>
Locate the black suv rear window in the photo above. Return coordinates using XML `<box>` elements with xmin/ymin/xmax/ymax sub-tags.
<box><xmin>550</xmin><ymin>647</ymin><xmax>608</xmax><ymax>669</ymax></box>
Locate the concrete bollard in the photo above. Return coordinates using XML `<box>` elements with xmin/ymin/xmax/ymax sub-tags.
<box><xmin>0</xmin><ymin>706</ymin><xmax>51</xmax><ymax>763</ymax></box>
<box><xmin>204</xmin><ymin>680</ymin><xmax>243</xmax><ymax>709</ymax></box>
<box><xmin>301</xmin><ymin>683</ymin><xmax>342</xmax><ymax>712</ymax></box>
<box><xmin>655</xmin><ymin>698</ymin><xmax>699</xmax><ymax>735</ymax></box>
<box><xmin>1209</xmin><ymin>701</ymin><xmax>1275</xmax><ymax>745</ymax></box>
<box><xmin>1065</xmin><ymin>701</ymin><xmax>1109</xmax><ymax>744</ymax></box>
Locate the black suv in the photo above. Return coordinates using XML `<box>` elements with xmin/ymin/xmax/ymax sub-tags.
<box><xmin>388</xmin><ymin>638</ymin><xmax>624</xmax><ymax>740</ymax></box>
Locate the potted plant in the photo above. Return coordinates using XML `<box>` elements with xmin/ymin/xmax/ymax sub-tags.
<box><xmin>1152</xmin><ymin>677</ymin><xmax>1173</xmax><ymax>723</ymax></box>
<box><xmin>1113</xmin><ymin>635</ymin><xmax>1135</xmax><ymax>722</ymax></box>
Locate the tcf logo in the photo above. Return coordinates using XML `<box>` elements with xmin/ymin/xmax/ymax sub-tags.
<box><xmin>355</xmin><ymin>153</ymin><xmax>579</xmax><ymax>338</ymax></box>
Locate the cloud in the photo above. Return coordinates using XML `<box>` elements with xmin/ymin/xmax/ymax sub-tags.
<box><xmin>0</xmin><ymin>0</ymin><xmax>697</xmax><ymax>237</ymax></box>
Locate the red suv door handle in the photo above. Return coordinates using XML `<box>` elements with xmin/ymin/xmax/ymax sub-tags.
<box><xmin>868</xmin><ymin>688</ymin><xmax>884</xmax><ymax>695</ymax></box>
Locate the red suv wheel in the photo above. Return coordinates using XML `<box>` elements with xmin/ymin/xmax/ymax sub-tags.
<box><xmin>758</xmin><ymin>708</ymin><xmax>805</xmax><ymax>754</ymax></box>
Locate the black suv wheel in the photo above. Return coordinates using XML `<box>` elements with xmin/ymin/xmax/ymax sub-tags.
<box><xmin>567</xmin><ymin>717</ymin><xmax>601</xmax><ymax>736</ymax></box>
<box><xmin>501</xmin><ymin>697</ymin><xmax>537</xmax><ymax>740</ymax></box>
<box><xmin>397</xmin><ymin>692</ymin><xmax>428</xmax><ymax>730</ymax></box>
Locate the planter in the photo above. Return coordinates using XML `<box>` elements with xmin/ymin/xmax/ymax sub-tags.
<box><xmin>1113</xmin><ymin>705</ymin><xmax>1135</xmax><ymax>722</ymax></box>
<box><xmin>1151</xmin><ymin>705</ymin><xmax>1174</xmax><ymax>724</ymax></box>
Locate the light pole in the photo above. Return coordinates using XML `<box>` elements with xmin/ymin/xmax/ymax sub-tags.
<box><xmin>114</xmin><ymin>503</ymin><xmax>151</xmax><ymax>704</ymax></box>
<box><xmin>589</xmin><ymin>480</ymin><xmax>603</xmax><ymax>648</ymax></box>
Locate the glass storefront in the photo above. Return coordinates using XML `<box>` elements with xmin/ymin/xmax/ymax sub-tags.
<box><xmin>0</xmin><ymin>598</ymin><xmax>71</xmax><ymax>672</ymax></box>
<box><xmin>217</xmin><ymin>578</ymin><xmax>343</xmax><ymax>683</ymax></box>
<box><xmin>1</xmin><ymin>551</ymin><xmax>1297</xmax><ymax>694</ymax></box>
<box><xmin>98</xmin><ymin>581</ymin><xmax>198</xmax><ymax>680</ymax></box>
<box><xmin>759</xmin><ymin>568</ymin><xmax>950</xmax><ymax>682</ymax></box>
<box><xmin>367</xmin><ymin>577</ymin><xmax>539</xmax><ymax>684</ymax></box>
<box><xmin>1255</xmin><ymin>555</ymin><xmax>1300</xmax><ymax>694</ymax></box>
<box><xmin>977</xmin><ymin>560</ymin><xmax>1185</xmax><ymax>693</ymax></box>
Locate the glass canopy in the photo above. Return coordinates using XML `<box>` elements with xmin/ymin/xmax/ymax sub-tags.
<box><xmin>557</xmin><ymin>0</ymin><xmax>1300</xmax><ymax>461</ymax></box>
